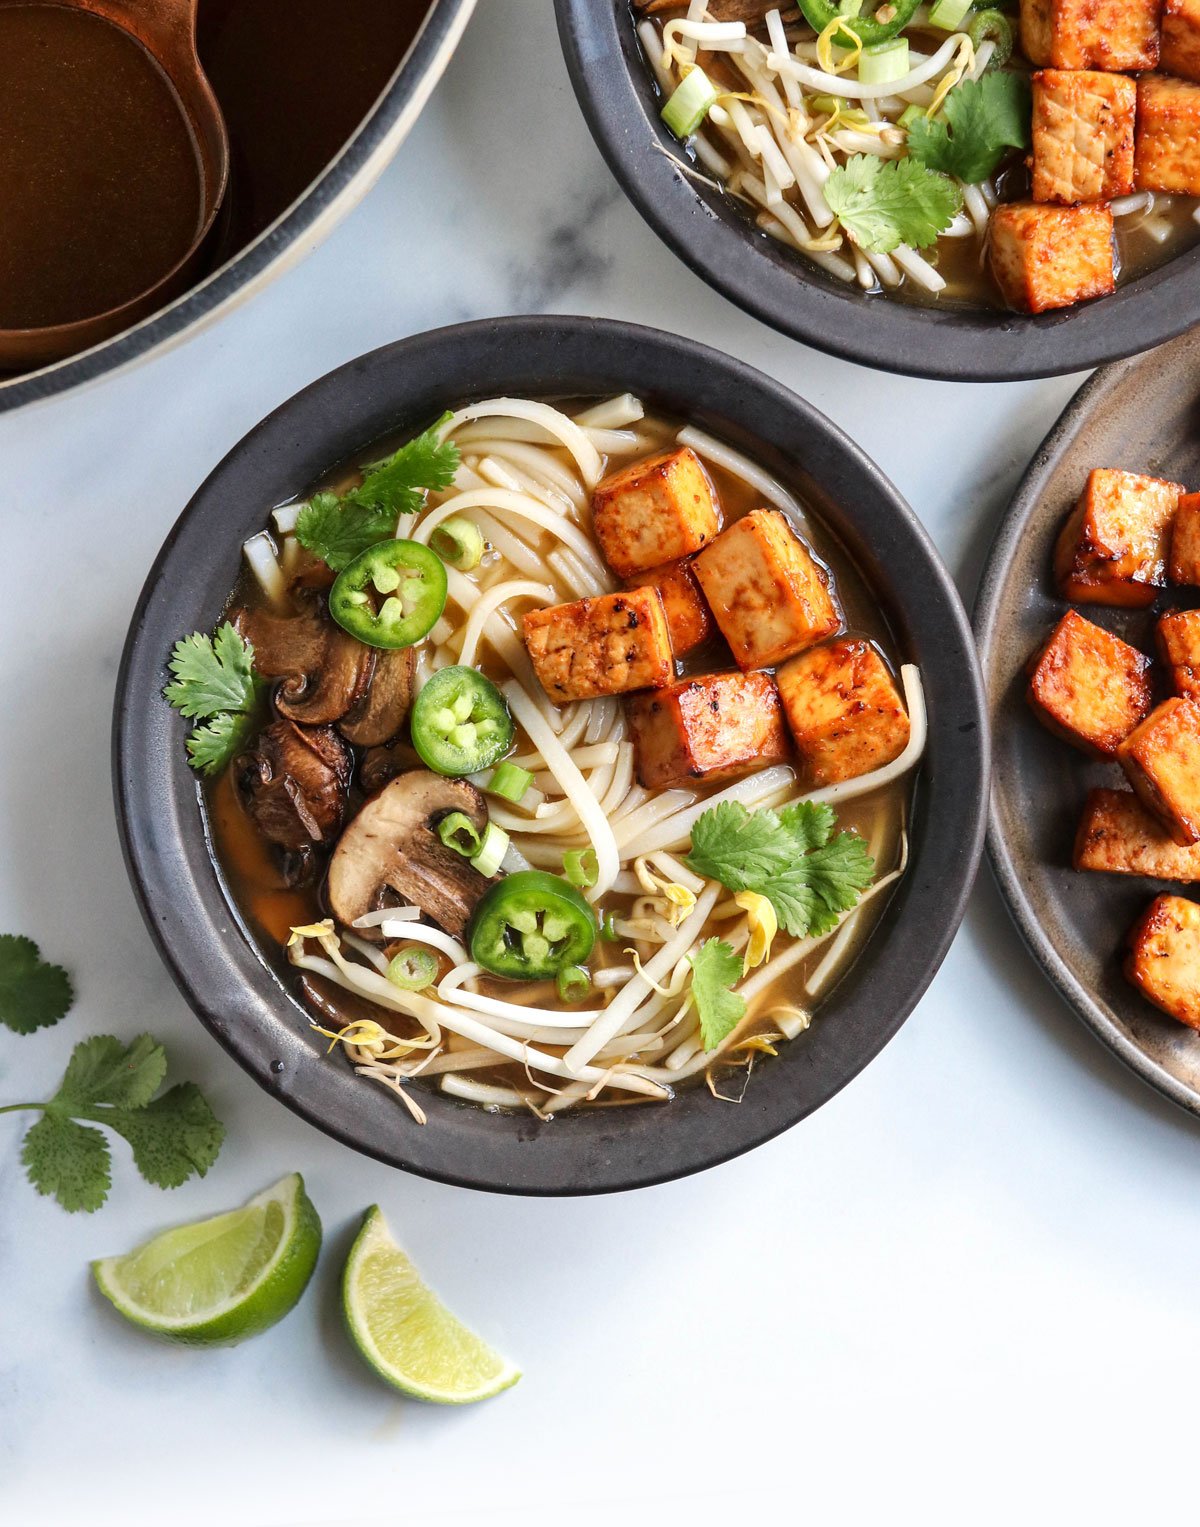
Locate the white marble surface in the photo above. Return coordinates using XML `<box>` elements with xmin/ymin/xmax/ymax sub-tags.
<box><xmin>3</xmin><ymin>5</ymin><xmax>1198</xmax><ymax>1524</ymax></box>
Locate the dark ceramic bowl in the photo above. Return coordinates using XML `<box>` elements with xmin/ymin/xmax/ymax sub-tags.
<box><xmin>554</xmin><ymin>1</ymin><xmax>1200</xmax><ymax>383</ymax></box>
<box><xmin>114</xmin><ymin>315</ymin><xmax>989</xmax><ymax>1195</ymax></box>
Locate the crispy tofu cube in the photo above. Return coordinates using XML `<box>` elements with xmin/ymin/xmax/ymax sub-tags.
<box><xmin>627</xmin><ymin>670</ymin><xmax>790</xmax><ymax>790</ymax></box>
<box><xmin>692</xmin><ymin>509</ymin><xmax>841</xmax><ymax>670</ymax></box>
<box><xmin>522</xmin><ymin>587</ymin><xmax>672</xmax><ymax>704</ymax></box>
<box><xmin>775</xmin><ymin>638</ymin><xmax>910</xmax><ymax>787</ymax></box>
<box><xmin>1170</xmin><ymin>492</ymin><xmax>1200</xmax><ymax>584</ymax></box>
<box><xmin>989</xmin><ymin>203</ymin><xmax>1115</xmax><ymax>315</ymax></box>
<box><xmin>1135</xmin><ymin>74</ymin><xmax>1200</xmax><ymax>195</ymax></box>
<box><xmin>1031</xmin><ymin>70</ymin><xmax>1136</xmax><ymax>204</ymax></box>
<box><xmin>591</xmin><ymin>447</ymin><xmax>719</xmax><ymax>577</ymax></box>
<box><xmin>623</xmin><ymin>559</ymin><xmax>713</xmax><ymax>655</ymax></box>
<box><xmin>1118</xmin><ymin>697</ymin><xmax>1200</xmax><ymax>845</ymax></box>
<box><xmin>1020</xmin><ymin>0</ymin><xmax>1160</xmax><ymax>69</ymax></box>
<box><xmin>1163</xmin><ymin>0</ymin><xmax>1200</xmax><ymax>82</ymax></box>
<box><xmin>1125</xmin><ymin>894</ymin><xmax>1200</xmax><ymax>1029</ymax></box>
<box><xmin>1075</xmin><ymin>788</ymin><xmax>1200</xmax><ymax>879</ymax></box>
<box><xmin>1054</xmin><ymin>468</ymin><xmax>1183</xmax><ymax>607</ymax></box>
<box><xmin>1157</xmin><ymin>610</ymin><xmax>1200</xmax><ymax>702</ymax></box>
<box><xmin>1026</xmin><ymin>610</ymin><xmax>1152</xmax><ymax>756</ymax></box>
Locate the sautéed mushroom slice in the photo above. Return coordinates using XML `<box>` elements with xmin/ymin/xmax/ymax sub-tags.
<box><xmin>236</xmin><ymin>599</ymin><xmax>372</xmax><ymax>725</ymax></box>
<box><xmin>236</xmin><ymin>718</ymin><xmax>351</xmax><ymax>852</ymax></box>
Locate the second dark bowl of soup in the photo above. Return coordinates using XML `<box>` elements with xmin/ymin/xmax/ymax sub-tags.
<box><xmin>114</xmin><ymin>315</ymin><xmax>987</xmax><ymax>1194</ymax></box>
<box><xmin>555</xmin><ymin>1</ymin><xmax>1200</xmax><ymax>382</ymax></box>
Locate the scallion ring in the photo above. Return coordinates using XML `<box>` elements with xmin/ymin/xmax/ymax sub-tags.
<box><xmin>387</xmin><ymin>947</ymin><xmax>439</xmax><ymax>992</ymax></box>
<box><xmin>437</xmin><ymin>811</ymin><xmax>483</xmax><ymax>858</ymax></box>
<box><xmin>556</xmin><ymin>965</ymin><xmax>593</xmax><ymax>1004</ymax></box>
<box><xmin>965</xmin><ymin>9</ymin><xmax>1013</xmax><ymax>66</ymax></box>
<box><xmin>564</xmin><ymin>846</ymin><xmax>599</xmax><ymax>890</ymax></box>
<box><xmin>430</xmin><ymin>516</ymin><xmax>485</xmax><ymax>572</ymax></box>
<box><xmin>470</xmin><ymin>822</ymin><xmax>510</xmax><ymax>879</ymax></box>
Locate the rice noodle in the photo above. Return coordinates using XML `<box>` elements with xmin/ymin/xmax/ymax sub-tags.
<box><xmin>457</xmin><ymin>579</ymin><xmax>554</xmax><ymax>671</ymax></box>
<box><xmin>676</xmin><ymin>426</ymin><xmax>808</xmax><ymax>525</ymax></box>
<box><xmin>440</xmin><ymin>399</ymin><xmax>603</xmax><ymax>488</ymax></box>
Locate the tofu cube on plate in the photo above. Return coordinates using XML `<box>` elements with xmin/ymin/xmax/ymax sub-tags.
<box><xmin>1162</xmin><ymin>0</ymin><xmax>1200</xmax><ymax>83</ymax></box>
<box><xmin>989</xmin><ymin>203</ymin><xmax>1115</xmax><ymax>315</ymax></box>
<box><xmin>623</xmin><ymin>558</ymin><xmax>713</xmax><ymax>655</ymax></box>
<box><xmin>591</xmin><ymin>447</ymin><xmax>719</xmax><ymax>578</ymax></box>
<box><xmin>1054</xmin><ymin>467</ymin><xmax>1183</xmax><ymax>607</ymax></box>
<box><xmin>523</xmin><ymin>587</ymin><xmax>673</xmax><ymax>704</ymax></box>
<box><xmin>1118</xmin><ymin>697</ymin><xmax>1200</xmax><ymax>845</ymax></box>
<box><xmin>1135</xmin><ymin>74</ymin><xmax>1200</xmax><ymax>196</ymax></box>
<box><xmin>1075</xmin><ymin>788</ymin><xmax>1200</xmax><ymax>880</ymax></box>
<box><xmin>1170</xmin><ymin>492</ymin><xmax>1200</xmax><ymax>585</ymax></box>
<box><xmin>627</xmin><ymin>670</ymin><xmax>790</xmax><ymax>791</ymax></box>
<box><xmin>1020</xmin><ymin>0</ymin><xmax>1160</xmax><ymax>70</ymax></box>
<box><xmin>1125</xmin><ymin>894</ymin><xmax>1200</xmax><ymax>1029</ymax></box>
<box><xmin>1157</xmin><ymin>610</ymin><xmax>1200</xmax><ymax>702</ymax></box>
<box><xmin>1026</xmin><ymin>610</ymin><xmax>1152</xmax><ymax>756</ymax></box>
<box><xmin>776</xmin><ymin>637</ymin><xmax>910</xmax><ymax>787</ymax></box>
<box><xmin>1032</xmin><ymin>70</ymin><xmax>1136</xmax><ymax>204</ymax></box>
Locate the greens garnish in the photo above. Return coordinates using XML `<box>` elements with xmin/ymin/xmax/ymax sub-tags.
<box><xmin>907</xmin><ymin>72</ymin><xmax>1032</xmax><ymax>187</ymax></box>
<box><xmin>824</xmin><ymin>155</ymin><xmax>962</xmax><ymax>253</ymax></box>
<box><xmin>689</xmin><ymin>939</ymin><xmax>746</xmax><ymax>1052</ymax></box>
<box><xmin>164</xmin><ymin>623</ymin><xmax>265</xmax><ymax>776</ymax></box>
<box><xmin>0</xmin><ymin>934</ymin><xmax>73</xmax><ymax>1034</ymax></box>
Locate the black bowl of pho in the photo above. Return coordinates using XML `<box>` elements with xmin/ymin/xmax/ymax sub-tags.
<box><xmin>554</xmin><ymin>1</ymin><xmax>1200</xmax><ymax>382</ymax></box>
<box><xmin>114</xmin><ymin>315</ymin><xmax>987</xmax><ymax>1194</ymax></box>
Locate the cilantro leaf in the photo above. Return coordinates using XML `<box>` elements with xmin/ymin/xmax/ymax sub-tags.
<box><xmin>751</xmin><ymin>834</ymin><xmax>877</xmax><ymax>939</ymax></box>
<box><xmin>824</xmin><ymin>155</ymin><xmax>962</xmax><ymax>252</ymax></box>
<box><xmin>907</xmin><ymin>72</ymin><xmax>1032</xmax><ymax>186</ymax></box>
<box><xmin>690</xmin><ymin>940</ymin><xmax>747</xmax><ymax>1052</ymax></box>
<box><xmin>106</xmin><ymin>1083</ymin><xmax>224</xmax><ymax>1188</ymax></box>
<box><xmin>165</xmin><ymin>623</ymin><xmax>261</xmax><ymax>720</ymax></box>
<box><xmin>55</xmin><ymin>1033</ymin><xmax>167</xmax><ymax>1111</ymax></box>
<box><xmin>688</xmin><ymin>799</ymin><xmax>796</xmax><ymax>887</ymax></box>
<box><xmin>21</xmin><ymin>1115</ymin><xmax>111</xmax><ymax>1213</ymax></box>
<box><xmin>295</xmin><ymin>413</ymin><xmax>461</xmax><ymax>571</ymax></box>
<box><xmin>185</xmin><ymin>707</ymin><xmax>260</xmax><ymax>777</ymax></box>
<box><xmin>0</xmin><ymin>934</ymin><xmax>73</xmax><ymax>1034</ymax></box>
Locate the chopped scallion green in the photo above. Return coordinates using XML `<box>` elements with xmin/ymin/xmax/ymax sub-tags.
<box><xmin>387</xmin><ymin>947</ymin><xmax>439</xmax><ymax>991</ymax></box>
<box><xmin>470</xmin><ymin>822</ymin><xmax>509</xmax><ymax>878</ymax></box>
<box><xmin>437</xmin><ymin>811</ymin><xmax>483</xmax><ymax>858</ymax></box>
<box><xmin>430</xmin><ymin>516</ymin><xmax>485</xmax><ymax>572</ymax></box>
<box><xmin>661</xmin><ymin>65</ymin><xmax>720</xmax><ymax>140</ymax></box>
<box><xmin>857</xmin><ymin>38</ymin><xmax>910</xmax><ymax>85</ymax></box>
<box><xmin>486</xmin><ymin>761</ymin><xmax>533</xmax><ymax>803</ymax></box>
<box><xmin>556</xmin><ymin>965</ymin><xmax>592</xmax><ymax>1004</ymax></box>
<box><xmin>927</xmin><ymin>0</ymin><xmax>973</xmax><ymax>28</ymax></box>
<box><xmin>564</xmin><ymin>847</ymin><xmax>599</xmax><ymax>891</ymax></box>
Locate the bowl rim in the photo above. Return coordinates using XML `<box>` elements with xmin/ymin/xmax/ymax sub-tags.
<box><xmin>112</xmin><ymin>314</ymin><xmax>990</xmax><ymax>1195</ymax></box>
<box><xmin>553</xmin><ymin>0</ymin><xmax>1200</xmax><ymax>384</ymax></box>
<box><xmin>0</xmin><ymin>0</ymin><xmax>476</xmax><ymax>415</ymax></box>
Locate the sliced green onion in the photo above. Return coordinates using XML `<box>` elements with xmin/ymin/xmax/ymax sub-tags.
<box><xmin>430</xmin><ymin>517</ymin><xmax>484</xmax><ymax>572</ymax></box>
<box><xmin>966</xmin><ymin>9</ymin><xmax>1013</xmax><ymax>65</ymax></box>
<box><xmin>470</xmin><ymin>822</ymin><xmax>510</xmax><ymax>878</ymax></box>
<box><xmin>661</xmin><ymin>65</ymin><xmax>720</xmax><ymax>140</ymax></box>
<box><xmin>564</xmin><ymin>847</ymin><xmax>599</xmax><ymax>891</ymax></box>
<box><xmin>600</xmin><ymin>910</ymin><xmax>620</xmax><ymax>943</ymax></box>
<box><xmin>387</xmin><ymin>947</ymin><xmax>439</xmax><ymax>991</ymax></box>
<box><xmin>857</xmin><ymin>38</ymin><xmax>909</xmax><ymax>85</ymax></box>
<box><xmin>486</xmin><ymin>761</ymin><xmax>533</xmax><ymax>803</ymax></box>
<box><xmin>556</xmin><ymin>965</ymin><xmax>592</xmax><ymax>1004</ymax></box>
<box><xmin>838</xmin><ymin>0</ymin><xmax>864</xmax><ymax>15</ymax></box>
<box><xmin>437</xmin><ymin>811</ymin><xmax>483</xmax><ymax>858</ymax></box>
<box><xmin>927</xmin><ymin>0</ymin><xmax>973</xmax><ymax>28</ymax></box>
<box><xmin>898</xmin><ymin>103</ymin><xmax>926</xmax><ymax>132</ymax></box>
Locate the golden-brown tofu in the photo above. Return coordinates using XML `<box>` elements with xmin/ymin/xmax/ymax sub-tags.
<box><xmin>1020</xmin><ymin>0</ymin><xmax>1161</xmax><ymax>69</ymax></box>
<box><xmin>591</xmin><ymin>447</ymin><xmax>719</xmax><ymax>578</ymax></box>
<box><xmin>1118</xmin><ymin>697</ymin><xmax>1200</xmax><ymax>845</ymax></box>
<box><xmin>522</xmin><ymin>588</ymin><xmax>672</xmax><ymax>704</ymax></box>
<box><xmin>1135</xmin><ymin>74</ymin><xmax>1200</xmax><ymax>195</ymax></box>
<box><xmin>775</xmin><ymin>638</ymin><xmax>910</xmax><ymax>787</ymax></box>
<box><xmin>1054</xmin><ymin>468</ymin><xmax>1183</xmax><ymax>607</ymax></box>
<box><xmin>1026</xmin><ymin>610</ymin><xmax>1153</xmax><ymax>756</ymax></box>
<box><xmin>692</xmin><ymin>509</ymin><xmax>841</xmax><ymax>670</ymax></box>
<box><xmin>1163</xmin><ymin>0</ymin><xmax>1200</xmax><ymax>81</ymax></box>
<box><xmin>1157</xmin><ymin>610</ymin><xmax>1200</xmax><ymax>702</ymax></box>
<box><xmin>627</xmin><ymin>671</ymin><xmax>791</xmax><ymax>790</ymax></box>
<box><xmin>623</xmin><ymin>559</ymin><xmax>713</xmax><ymax>655</ymax></box>
<box><xmin>1125</xmin><ymin>894</ymin><xmax>1200</xmax><ymax>1029</ymax></box>
<box><xmin>1170</xmin><ymin>492</ymin><xmax>1200</xmax><ymax>585</ymax></box>
<box><xmin>989</xmin><ymin>203</ymin><xmax>1115</xmax><ymax>315</ymax></box>
<box><xmin>1075</xmin><ymin>788</ymin><xmax>1200</xmax><ymax>879</ymax></box>
<box><xmin>1031</xmin><ymin>70</ymin><xmax>1136</xmax><ymax>204</ymax></box>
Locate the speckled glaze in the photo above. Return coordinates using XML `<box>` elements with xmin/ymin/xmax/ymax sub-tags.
<box><xmin>554</xmin><ymin>0</ymin><xmax>1200</xmax><ymax>382</ymax></box>
<box><xmin>975</xmin><ymin>326</ymin><xmax>1200</xmax><ymax>1116</ymax></box>
<box><xmin>113</xmin><ymin>316</ymin><xmax>988</xmax><ymax>1194</ymax></box>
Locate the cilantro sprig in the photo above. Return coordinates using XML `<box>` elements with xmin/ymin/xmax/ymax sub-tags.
<box><xmin>295</xmin><ymin>412</ymin><xmax>461</xmax><ymax>572</ymax></box>
<box><xmin>687</xmin><ymin>801</ymin><xmax>875</xmax><ymax>940</ymax></box>
<box><xmin>0</xmin><ymin>935</ymin><xmax>73</xmax><ymax>1034</ymax></box>
<box><xmin>907</xmin><ymin>72</ymin><xmax>1032</xmax><ymax>187</ymax></box>
<box><xmin>825</xmin><ymin>155</ymin><xmax>962</xmax><ymax>253</ymax></box>
<box><xmin>164</xmin><ymin>623</ymin><xmax>265</xmax><ymax>777</ymax></box>
<box><xmin>689</xmin><ymin>940</ymin><xmax>746</xmax><ymax>1052</ymax></box>
<box><xmin>1</xmin><ymin>1034</ymin><xmax>225</xmax><ymax>1213</ymax></box>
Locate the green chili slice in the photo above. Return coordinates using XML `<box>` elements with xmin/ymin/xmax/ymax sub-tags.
<box><xmin>796</xmin><ymin>0</ymin><xmax>921</xmax><ymax>47</ymax></box>
<box><xmin>469</xmin><ymin>871</ymin><xmax>597</xmax><ymax>981</ymax></box>
<box><xmin>328</xmin><ymin>538</ymin><xmax>447</xmax><ymax>650</ymax></box>
<box><xmin>387</xmin><ymin>947</ymin><xmax>439</xmax><ymax>991</ymax></box>
<box><xmin>411</xmin><ymin>665</ymin><xmax>515</xmax><ymax>776</ymax></box>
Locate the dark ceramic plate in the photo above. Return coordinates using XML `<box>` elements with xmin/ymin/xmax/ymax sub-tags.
<box><xmin>553</xmin><ymin>1</ymin><xmax>1200</xmax><ymax>383</ymax></box>
<box><xmin>975</xmin><ymin>327</ymin><xmax>1200</xmax><ymax>1115</ymax></box>
<box><xmin>114</xmin><ymin>315</ymin><xmax>988</xmax><ymax>1195</ymax></box>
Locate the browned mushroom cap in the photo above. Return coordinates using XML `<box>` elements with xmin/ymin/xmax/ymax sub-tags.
<box><xmin>327</xmin><ymin>772</ymin><xmax>494</xmax><ymax>937</ymax></box>
<box><xmin>236</xmin><ymin>719</ymin><xmax>352</xmax><ymax>851</ymax></box>
<box><xmin>235</xmin><ymin>600</ymin><xmax>372</xmax><ymax>726</ymax></box>
<box><xmin>338</xmin><ymin>646</ymin><xmax>417</xmax><ymax>748</ymax></box>
<box><xmin>360</xmin><ymin>740</ymin><xmax>423</xmax><ymax>794</ymax></box>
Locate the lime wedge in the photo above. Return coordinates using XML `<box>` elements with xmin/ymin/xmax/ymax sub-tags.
<box><xmin>342</xmin><ymin>1206</ymin><xmax>520</xmax><ymax>1404</ymax></box>
<box><xmin>92</xmin><ymin>1172</ymin><xmax>321</xmax><ymax>1347</ymax></box>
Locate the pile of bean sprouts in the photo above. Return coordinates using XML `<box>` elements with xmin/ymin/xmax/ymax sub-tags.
<box><xmin>245</xmin><ymin>395</ymin><xmax>926</xmax><ymax>1120</ymax></box>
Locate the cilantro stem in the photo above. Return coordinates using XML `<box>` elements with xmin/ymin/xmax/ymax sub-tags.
<box><xmin>0</xmin><ymin>1102</ymin><xmax>41</xmax><ymax>1115</ymax></box>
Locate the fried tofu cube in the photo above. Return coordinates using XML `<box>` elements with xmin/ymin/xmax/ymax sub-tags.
<box><xmin>1170</xmin><ymin>492</ymin><xmax>1200</xmax><ymax>584</ymax></box>
<box><xmin>1031</xmin><ymin>70</ymin><xmax>1136</xmax><ymax>204</ymax></box>
<box><xmin>775</xmin><ymin>638</ymin><xmax>910</xmax><ymax>787</ymax></box>
<box><xmin>1054</xmin><ymin>468</ymin><xmax>1183</xmax><ymax>607</ymax></box>
<box><xmin>1163</xmin><ymin>0</ymin><xmax>1200</xmax><ymax>82</ymax></box>
<box><xmin>692</xmin><ymin>509</ymin><xmax>841</xmax><ymax>669</ymax></box>
<box><xmin>1125</xmin><ymin>894</ymin><xmax>1200</xmax><ymax>1029</ymax></box>
<box><xmin>1075</xmin><ymin>788</ymin><xmax>1200</xmax><ymax>879</ymax></box>
<box><xmin>591</xmin><ymin>447</ymin><xmax>719</xmax><ymax>577</ymax></box>
<box><xmin>989</xmin><ymin>203</ymin><xmax>1115</xmax><ymax>315</ymax></box>
<box><xmin>1026</xmin><ymin>610</ymin><xmax>1153</xmax><ymax>756</ymax></box>
<box><xmin>1135</xmin><ymin>75</ymin><xmax>1200</xmax><ymax>195</ymax></box>
<box><xmin>1020</xmin><ymin>0</ymin><xmax>1161</xmax><ymax>69</ymax></box>
<box><xmin>627</xmin><ymin>670</ymin><xmax>791</xmax><ymax>790</ymax></box>
<box><xmin>623</xmin><ymin>559</ymin><xmax>713</xmax><ymax>655</ymax></box>
<box><xmin>1118</xmin><ymin>698</ymin><xmax>1200</xmax><ymax>845</ymax></box>
<box><xmin>522</xmin><ymin>587</ymin><xmax>672</xmax><ymax>704</ymax></box>
<box><xmin>1157</xmin><ymin>610</ymin><xmax>1200</xmax><ymax>702</ymax></box>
